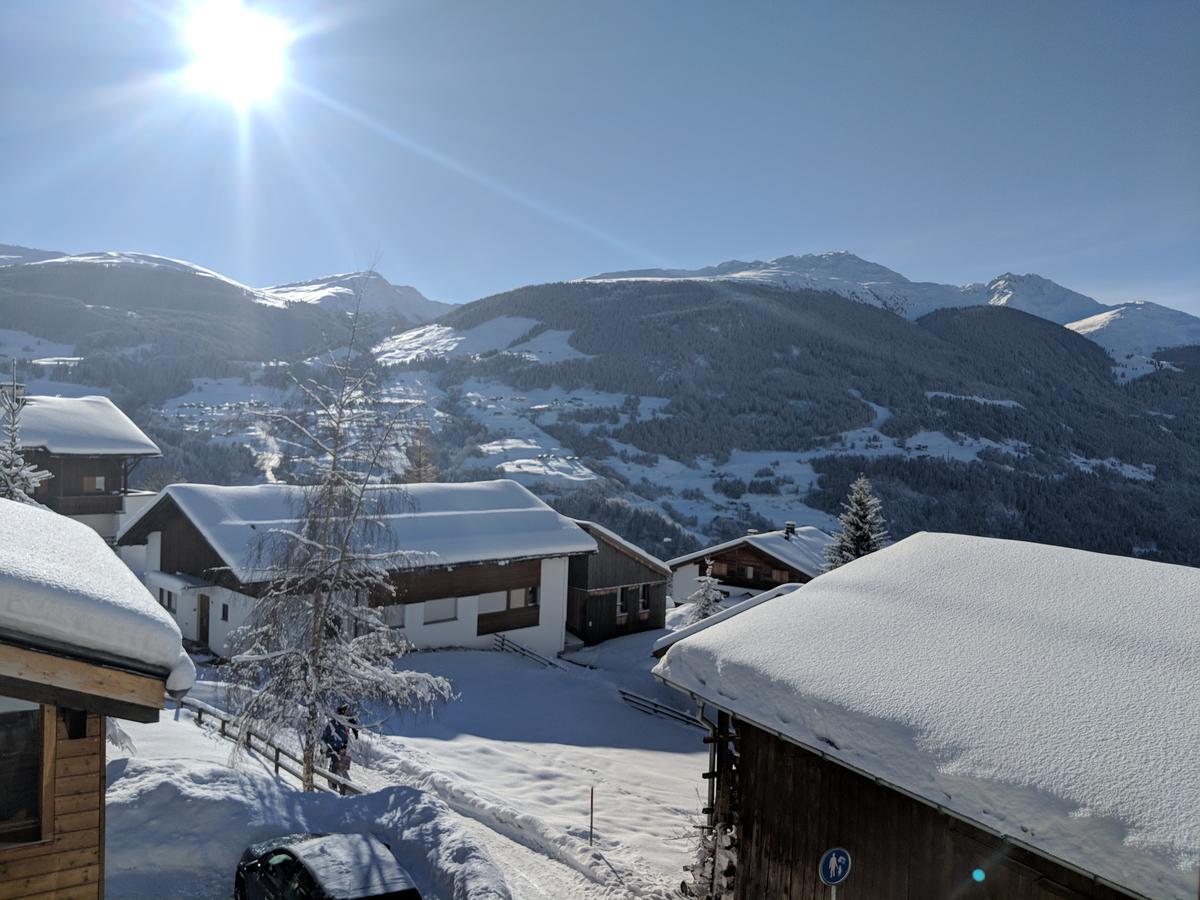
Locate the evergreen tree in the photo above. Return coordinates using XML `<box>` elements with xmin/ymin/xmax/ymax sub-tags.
<box><xmin>0</xmin><ymin>365</ymin><xmax>51</xmax><ymax>504</ymax></box>
<box><xmin>403</xmin><ymin>425</ymin><xmax>439</xmax><ymax>483</ymax></box>
<box><xmin>823</xmin><ymin>474</ymin><xmax>889</xmax><ymax>570</ymax></box>
<box><xmin>686</xmin><ymin>561</ymin><xmax>725</xmax><ymax>624</ymax></box>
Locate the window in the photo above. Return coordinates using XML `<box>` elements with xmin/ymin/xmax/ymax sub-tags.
<box><xmin>616</xmin><ymin>589</ymin><xmax>630</xmax><ymax>621</ymax></box>
<box><xmin>423</xmin><ymin>596</ymin><xmax>457</xmax><ymax>624</ymax></box>
<box><xmin>772</xmin><ymin>568</ymin><xmax>789</xmax><ymax>583</ymax></box>
<box><xmin>507</xmin><ymin>586</ymin><xmax>538</xmax><ymax>609</ymax></box>
<box><xmin>82</xmin><ymin>475</ymin><xmax>106</xmax><ymax>494</ymax></box>
<box><xmin>0</xmin><ymin>697</ymin><xmax>43</xmax><ymax>844</ymax></box>
<box><xmin>166</xmin><ymin>590</ymin><xmax>176</xmax><ymax>612</ymax></box>
<box><xmin>711</xmin><ymin>561</ymin><xmax>728</xmax><ymax>577</ymax></box>
<box><xmin>221</xmin><ymin>603</ymin><xmax>229</xmax><ymax>622</ymax></box>
<box><xmin>638</xmin><ymin>584</ymin><xmax>652</xmax><ymax>613</ymax></box>
<box><xmin>158</xmin><ymin>587</ymin><xmax>165</xmax><ymax>607</ymax></box>
<box><xmin>742</xmin><ymin>565</ymin><xmax>755</xmax><ymax>579</ymax></box>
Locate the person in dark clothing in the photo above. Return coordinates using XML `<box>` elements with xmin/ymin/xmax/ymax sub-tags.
<box><xmin>320</xmin><ymin>704</ymin><xmax>359</xmax><ymax>793</ymax></box>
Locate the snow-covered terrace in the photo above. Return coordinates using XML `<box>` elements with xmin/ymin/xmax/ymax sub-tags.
<box><xmin>0</xmin><ymin>499</ymin><xmax>193</xmax><ymax>691</ymax></box>
<box><xmin>654</xmin><ymin>532</ymin><xmax>1200</xmax><ymax>898</ymax></box>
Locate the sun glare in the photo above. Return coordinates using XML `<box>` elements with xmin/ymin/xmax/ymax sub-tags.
<box><xmin>182</xmin><ymin>0</ymin><xmax>291</xmax><ymax>109</ymax></box>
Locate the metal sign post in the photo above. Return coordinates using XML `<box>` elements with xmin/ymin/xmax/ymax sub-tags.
<box><xmin>819</xmin><ymin>847</ymin><xmax>851</xmax><ymax>897</ymax></box>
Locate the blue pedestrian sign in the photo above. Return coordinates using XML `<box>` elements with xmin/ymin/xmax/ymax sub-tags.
<box><xmin>819</xmin><ymin>847</ymin><xmax>852</xmax><ymax>886</ymax></box>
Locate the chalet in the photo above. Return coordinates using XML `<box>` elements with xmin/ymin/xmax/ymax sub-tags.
<box><xmin>116</xmin><ymin>479</ymin><xmax>597</xmax><ymax>658</ymax></box>
<box><xmin>668</xmin><ymin>521</ymin><xmax>831</xmax><ymax>604</ymax></box>
<box><xmin>18</xmin><ymin>393</ymin><xmax>160</xmax><ymax>542</ymax></box>
<box><xmin>566</xmin><ymin>520</ymin><xmax>671</xmax><ymax>645</ymax></box>
<box><xmin>0</xmin><ymin>498</ymin><xmax>193</xmax><ymax>898</ymax></box>
<box><xmin>654</xmin><ymin>533</ymin><xmax>1199</xmax><ymax>900</ymax></box>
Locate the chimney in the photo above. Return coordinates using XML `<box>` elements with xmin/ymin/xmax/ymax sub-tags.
<box><xmin>784</xmin><ymin>521</ymin><xmax>797</xmax><ymax>539</ymax></box>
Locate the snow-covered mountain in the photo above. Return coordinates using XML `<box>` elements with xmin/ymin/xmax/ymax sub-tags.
<box><xmin>589</xmin><ymin>251</ymin><xmax>1124</xmax><ymax>326</ymax></box>
<box><xmin>0</xmin><ymin>247</ymin><xmax>443</xmax><ymax>320</ymax></box>
<box><xmin>1066</xmin><ymin>300</ymin><xmax>1200</xmax><ymax>359</ymax></box>
<box><xmin>264</xmin><ymin>271</ymin><xmax>449</xmax><ymax>322</ymax></box>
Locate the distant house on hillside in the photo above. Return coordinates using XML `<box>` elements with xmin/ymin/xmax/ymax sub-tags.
<box><xmin>654</xmin><ymin>532</ymin><xmax>1199</xmax><ymax>900</ymax></box>
<box><xmin>566</xmin><ymin>520</ymin><xmax>671</xmax><ymax>645</ymax></box>
<box><xmin>16</xmin><ymin>392</ymin><xmax>160</xmax><ymax>542</ymax></box>
<box><xmin>117</xmin><ymin>480</ymin><xmax>597</xmax><ymax>658</ymax></box>
<box><xmin>667</xmin><ymin>522</ymin><xmax>832</xmax><ymax>604</ymax></box>
<box><xmin>0</xmin><ymin>499</ymin><xmax>192</xmax><ymax>896</ymax></box>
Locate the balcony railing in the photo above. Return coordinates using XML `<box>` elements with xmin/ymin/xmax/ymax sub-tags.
<box><xmin>476</xmin><ymin>604</ymin><xmax>540</xmax><ymax>636</ymax></box>
<box><xmin>45</xmin><ymin>494</ymin><xmax>123</xmax><ymax>516</ymax></box>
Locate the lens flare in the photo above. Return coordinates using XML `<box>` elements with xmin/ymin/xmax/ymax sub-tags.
<box><xmin>182</xmin><ymin>0</ymin><xmax>291</xmax><ymax>108</ymax></box>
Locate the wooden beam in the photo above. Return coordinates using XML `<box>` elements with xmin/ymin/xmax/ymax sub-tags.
<box><xmin>0</xmin><ymin>644</ymin><xmax>164</xmax><ymax>721</ymax></box>
<box><xmin>0</xmin><ymin>675</ymin><xmax>160</xmax><ymax>724</ymax></box>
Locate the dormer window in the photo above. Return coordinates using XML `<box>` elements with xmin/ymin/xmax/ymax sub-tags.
<box><xmin>82</xmin><ymin>475</ymin><xmax>106</xmax><ymax>494</ymax></box>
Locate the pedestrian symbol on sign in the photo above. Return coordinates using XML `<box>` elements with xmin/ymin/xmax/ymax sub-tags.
<box><xmin>819</xmin><ymin>847</ymin><xmax>851</xmax><ymax>892</ymax></box>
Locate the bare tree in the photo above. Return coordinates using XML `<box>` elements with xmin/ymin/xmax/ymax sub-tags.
<box><xmin>0</xmin><ymin>363</ymin><xmax>50</xmax><ymax>504</ymax></box>
<box><xmin>229</xmin><ymin>281</ymin><xmax>454</xmax><ymax>791</ymax></box>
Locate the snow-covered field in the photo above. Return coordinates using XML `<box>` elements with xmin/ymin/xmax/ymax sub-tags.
<box><xmin>109</xmin><ymin>636</ymin><xmax>706</xmax><ymax>899</ymax></box>
<box><xmin>0</xmin><ymin>327</ymin><xmax>74</xmax><ymax>361</ymax></box>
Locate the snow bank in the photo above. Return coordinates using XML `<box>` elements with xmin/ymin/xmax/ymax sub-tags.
<box><xmin>119</xmin><ymin>480</ymin><xmax>596</xmax><ymax>583</ymax></box>
<box><xmin>21</xmin><ymin>394</ymin><xmax>160</xmax><ymax>456</ymax></box>
<box><xmin>654</xmin><ymin>532</ymin><xmax>1200</xmax><ymax>898</ymax></box>
<box><xmin>0</xmin><ymin>499</ymin><xmax>193</xmax><ymax>689</ymax></box>
<box><xmin>106</xmin><ymin>754</ymin><xmax>509</xmax><ymax>899</ymax></box>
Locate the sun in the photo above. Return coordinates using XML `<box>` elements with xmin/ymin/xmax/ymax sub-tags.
<box><xmin>181</xmin><ymin>0</ymin><xmax>291</xmax><ymax>109</ymax></box>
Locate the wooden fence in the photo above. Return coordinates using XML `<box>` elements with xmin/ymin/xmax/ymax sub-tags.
<box><xmin>492</xmin><ymin>634</ymin><xmax>566</xmax><ymax>670</ymax></box>
<box><xmin>178</xmin><ymin>695</ymin><xmax>364</xmax><ymax>795</ymax></box>
<box><xmin>618</xmin><ymin>689</ymin><xmax>705</xmax><ymax>729</ymax></box>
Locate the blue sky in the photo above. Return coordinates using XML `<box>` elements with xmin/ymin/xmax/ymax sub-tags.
<box><xmin>1</xmin><ymin>0</ymin><xmax>1197</xmax><ymax>310</ymax></box>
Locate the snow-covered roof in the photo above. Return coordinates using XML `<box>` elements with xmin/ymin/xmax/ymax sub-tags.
<box><xmin>651</xmin><ymin>582</ymin><xmax>802</xmax><ymax>658</ymax></box>
<box><xmin>20</xmin><ymin>395</ymin><xmax>160</xmax><ymax>457</ymax></box>
<box><xmin>654</xmin><ymin>532</ymin><xmax>1200</xmax><ymax>898</ymax></box>
<box><xmin>667</xmin><ymin>526</ymin><xmax>832</xmax><ymax>578</ymax></box>
<box><xmin>0</xmin><ymin>499</ymin><xmax>193</xmax><ymax>691</ymax></box>
<box><xmin>119</xmin><ymin>480</ymin><xmax>597</xmax><ymax>584</ymax></box>
<box><xmin>574</xmin><ymin>520</ymin><xmax>670</xmax><ymax>576</ymax></box>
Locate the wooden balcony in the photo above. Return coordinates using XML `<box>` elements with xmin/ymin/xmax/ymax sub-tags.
<box><xmin>43</xmin><ymin>494</ymin><xmax>123</xmax><ymax>516</ymax></box>
<box><xmin>476</xmin><ymin>604</ymin><xmax>540</xmax><ymax>636</ymax></box>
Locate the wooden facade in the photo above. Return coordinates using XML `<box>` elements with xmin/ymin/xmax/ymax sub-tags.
<box><xmin>0</xmin><ymin>709</ymin><xmax>105</xmax><ymax>900</ymax></box>
<box><xmin>709</xmin><ymin>718</ymin><xmax>1135</xmax><ymax>900</ymax></box>
<box><xmin>703</xmin><ymin>542</ymin><xmax>814</xmax><ymax>592</ymax></box>
<box><xmin>26</xmin><ymin>452</ymin><xmax>129</xmax><ymax>519</ymax></box>
<box><xmin>566</xmin><ymin>522</ymin><xmax>669</xmax><ymax>645</ymax></box>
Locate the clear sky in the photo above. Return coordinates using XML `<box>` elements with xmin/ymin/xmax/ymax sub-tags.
<box><xmin>1</xmin><ymin>0</ymin><xmax>1197</xmax><ymax>310</ymax></box>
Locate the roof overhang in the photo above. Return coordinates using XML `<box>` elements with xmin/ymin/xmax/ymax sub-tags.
<box><xmin>652</xmin><ymin>667</ymin><xmax>1148</xmax><ymax>900</ymax></box>
<box><xmin>0</xmin><ymin>631</ymin><xmax>169</xmax><ymax>723</ymax></box>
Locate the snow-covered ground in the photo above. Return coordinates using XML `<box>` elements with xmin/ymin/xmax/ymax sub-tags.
<box><xmin>0</xmin><ymin>328</ymin><xmax>75</xmax><ymax>361</ymax></box>
<box><xmin>111</xmin><ymin>637</ymin><xmax>706</xmax><ymax>899</ymax></box>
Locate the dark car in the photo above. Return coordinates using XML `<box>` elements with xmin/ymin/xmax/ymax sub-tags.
<box><xmin>235</xmin><ymin>832</ymin><xmax>422</xmax><ymax>900</ymax></box>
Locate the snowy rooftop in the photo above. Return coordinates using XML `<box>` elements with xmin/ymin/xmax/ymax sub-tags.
<box><xmin>119</xmin><ymin>479</ymin><xmax>597</xmax><ymax>584</ymax></box>
<box><xmin>20</xmin><ymin>395</ymin><xmax>160</xmax><ymax>457</ymax></box>
<box><xmin>0</xmin><ymin>499</ymin><xmax>193</xmax><ymax>691</ymax></box>
<box><xmin>667</xmin><ymin>526</ymin><xmax>832</xmax><ymax>578</ymax></box>
<box><xmin>654</xmin><ymin>533</ymin><xmax>1200</xmax><ymax>898</ymax></box>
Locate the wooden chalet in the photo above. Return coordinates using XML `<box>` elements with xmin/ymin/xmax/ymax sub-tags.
<box><xmin>655</xmin><ymin>533</ymin><xmax>1197</xmax><ymax>899</ymax></box>
<box><xmin>17</xmin><ymin>393</ymin><xmax>160</xmax><ymax>543</ymax></box>
<box><xmin>566</xmin><ymin>520</ymin><xmax>671</xmax><ymax>645</ymax></box>
<box><xmin>668</xmin><ymin>522</ymin><xmax>832</xmax><ymax>603</ymax></box>
<box><xmin>0</xmin><ymin>499</ymin><xmax>192</xmax><ymax>899</ymax></box>
<box><xmin>117</xmin><ymin>480</ymin><xmax>597</xmax><ymax>658</ymax></box>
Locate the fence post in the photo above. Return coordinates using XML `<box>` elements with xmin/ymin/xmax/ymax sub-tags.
<box><xmin>274</xmin><ymin>747</ymin><xmax>281</xmax><ymax>776</ymax></box>
<box><xmin>219</xmin><ymin>719</ymin><xmax>226</xmax><ymax>737</ymax></box>
<box><xmin>589</xmin><ymin>786</ymin><xmax>594</xmax><ymax>846</ymax></box>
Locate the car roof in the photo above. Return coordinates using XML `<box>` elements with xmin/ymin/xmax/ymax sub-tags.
<box><xmin>288</xmin><ymin>833</ymin><xmax>417</xmax><ymax>898</ymax></box>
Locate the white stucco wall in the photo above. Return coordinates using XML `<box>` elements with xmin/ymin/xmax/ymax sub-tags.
<box><xmin>385</xmin><ymin>556</ymin><xmax>570</xmax><ymax>657</ymax></box>
<box><xmin>143</xmin><ymin>548</ymin><xmax>573</xmax><ymax>659</ymax></box>
<box><xmin>671</xmin><ymin>562</ymin><xmax>702</xmax><ymax>605</ymax></box>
